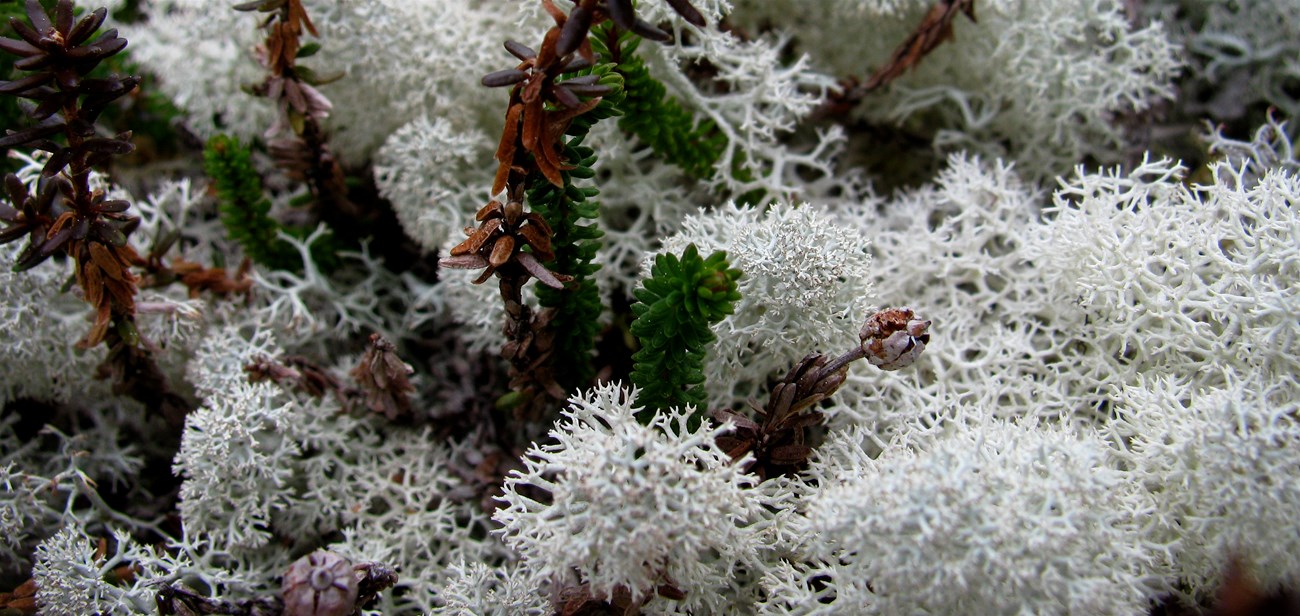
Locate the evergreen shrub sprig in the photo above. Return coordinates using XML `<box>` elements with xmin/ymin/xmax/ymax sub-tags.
<box><xmin>451</xmin><ymin>0</ymin><xmax>707</xmax><ymax>415</ymax></box>
<box><xmin>592</xmin><ymin>22</ymin><xmax>725</xmax><ymax>180</ymax></box>
<box><xmin>203</xmin><ymin>134</ymin><xmax>336</xmax><ymax>272</ymax></box>
<box><xmin>629</xmin><ymin>243</ymin><xmax>741</xmax><ymax>415</ymax></box>
<box><xmin>527</xmin><ymin>63</ymin><xmax>624</xmax><ymax>390</ymax></box>
<box><xmin>0</xmin><ymin>0</ymin><xmax>189</xmax><ymax>421</ymax></box>
<box><xmin>0</xmin><ymin>0</ymin><xmax>141</xmax><ymax>338</ymax></box>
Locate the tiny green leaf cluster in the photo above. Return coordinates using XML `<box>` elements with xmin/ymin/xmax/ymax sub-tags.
<box><xmin>203</xmin><ymin>135</ymin><xmax>335</xmax><ymax>272</ymax></box>
<box><xmin>528</xmin><ymin>64</ymin><xmax>625</xmax><ymax>390</ymax></box>
<box><xmin>591</xmin><ymin>22</ymin><xmax>724</xmax><ymax>180</ymax></box>
<box><xmin>629</xmin><ymin>244</ymin><xmax>741</xmax><ymax>414</ymax></box>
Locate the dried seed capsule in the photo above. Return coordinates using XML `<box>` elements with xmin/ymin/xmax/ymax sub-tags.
<box><xmin>859</xmin><ymin>307</ymin><xmax>931</xmax><ymax>370</ymax></box>
<box><xmin>281</xmin><ymin>550</ymin><xmax>358</xmax><ymax>616</ymax></box>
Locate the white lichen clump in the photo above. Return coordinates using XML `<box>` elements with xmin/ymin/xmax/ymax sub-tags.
<box><xmin>790</xmin><ymin>421</ymin><xmax>1158</xmax><ymax>614</ymax></box>
<box><xmin>2</xmin><ymin>0</ymin><xmax>1298</xmax><ymax>613</ymax></box>
<box><xmin>656</xmin><ymin>202</ymin><xmax>875</xmax><ymax>408</ymax></box>
<box><xmin>495</xmin><ymin>383</ymin><xmax>762</xmax><ymax>611</ymax></box>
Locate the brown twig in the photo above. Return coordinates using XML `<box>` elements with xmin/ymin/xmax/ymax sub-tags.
<box><xmin>861</xmin><ymin>0</ymin><xmax>976</xmax><ymax>94</ymax></box>
<box><xmin>820</xmin><ymin>0</ymin><xmax>977</xmax><ymax>113</ymax></box>
<box><xmin>715</xmin><ymin>308</ymin><xmax>931</xmax><ymax>480</ymax></box>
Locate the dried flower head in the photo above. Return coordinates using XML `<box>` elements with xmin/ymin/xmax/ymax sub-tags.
<box><xmin>859</xmin><ymin>307</ymin><xmax>931</xmax><ymax>370</ymax></box>
<box><xmin>281</xmin><ymin>550</ymin><xmax>358</xmax><ymax>616</ymax></box>
<box><xmin>440</xmin><ymin>198</ymin><xmax>570</xmax><ymax>289</ymax></box>
<box><xmin>350</xmin><ymin>333</ymin><xmax>416</xmax><ymax>420</ymax></box>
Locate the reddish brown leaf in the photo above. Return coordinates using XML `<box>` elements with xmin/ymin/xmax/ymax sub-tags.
<box><xmin>488</xmin><ymin>235</ymin><xmax>516</xmax><ymax>268</ymax></box>
<box><xmin>88</xmin><ymin>241</ymin><xmax>124</xmax><ymax>280</ymax></box>
<box><xmin>491</xmin><ymin>103</ymin><xmax>522</xmax><ymax>193</ymax></box>
<box><xmin>451</xmin><ymin>218</ymin><xmax>502</xmax><ymax>256</ymax></box>
<box><xmin>535</xmin><ymin>25</ymin><xmax>561</xmax><ymax>71</ymax></box>
<box><xmin>540</xmin><ymin>0</ymin><xmax>567</xmax><ymax>24</ymax></box>
<box><xmin>517</xmin><ymin>223</ymin><xmax>554</xmax><ymax>261</ymax></box>
<box><xmin>534</xmin><ymin>142</ymin><xmax>566</xmax><ymax>187</ymax></box>
<box><xmin>288</xmin><ymin>0</ymin><xmax>318</xmax><ymax>38</ymax></box>
<box><xmin>520</xmin><ymin>99</ymin><xmax>544</xmax><ymax>155</ymax></box>
<box><xmin>517</xmin><ymin>251</ymin><xmax>571</xmax><ymax>289</ymax></box>
<box><xmin>475</xmin><ymin>200</ymin><xmax>502</xmax><ymax>221</ymax></box>
<box><xmin>0</xmin><ymin>577</ymin><xmax>38</xmax><ymax>615</ymax></box>
<box><xmin>439</xmin><ymin>253</ymin><xmax>489</xmax><ymax>270</ymax></box>
<box><xmin>79</xmin><ymin>303</ymin><xmax>111</xmax><ymax>348</ymax></box>
<box><xmin>769</xmin><ymin>444</ymin><xmax>813</xmax><ymax>465</ymax></box>
<box><xmin>80</xmin><ymin>258</ymin><xmax>104</xmax><ymax>307</ymax></box>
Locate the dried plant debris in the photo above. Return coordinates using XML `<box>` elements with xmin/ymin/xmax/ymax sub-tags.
<box><xmin>154</xmin><ymin>584</ymin><xmax>282</xmax><ymax>616</ymax></box>
<box><xmin>717</xmin><ymin>308</ymin><xmax>931</xmax><ymax>479</ymax></box>
<box><xmin>350</xmin><ymin>333</ymin><xmax>416</xmax><ymax>421</ymax></box>
<box><xmin>555</xmin><ymin>580</ymin><xmax>686</xmax><ymax>616</ymax></box>
<box><xmin>246</xmin><ymin>353</ymin><xmax>344</xmax><ymax>399</ymax></box>
<box><xmin>1209</xmin><ymin>558</ymin><xmax>1300</xmax><ymax>616</ymax></box>
<box><xmin>861</xmin><ymin>0</ymin><xmax>977</xmax><ymax>93</ymax></box>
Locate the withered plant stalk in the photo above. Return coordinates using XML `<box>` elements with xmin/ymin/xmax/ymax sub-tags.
<box><xmin>0</xmin><ymin>0</ymin><xmax>189</xmax><ymax>423</ymax></box>
<box><xmin>442</xmin><ymin>0</ymin><xmax>707</xmax><ymax>419</ymax></box>
<box><xmin>237</xmin><ymin>0</ymin><xmax>359</xmax><ymax>224</ymax></box>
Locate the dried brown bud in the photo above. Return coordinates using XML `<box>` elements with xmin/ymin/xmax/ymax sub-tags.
<box><xmin>351</xmin><ymin>333</ymin><xmax>416</xmax><ymax>420</ymax></box>
<box><xmin>859</xmin><ymin>307</ymin><xmax>931</xmax><ymax>370</ymax></box>
<box><xmin>282</xmin><ymin>550</ymin><xmax>358</xmax><ymax>616</ymax></box>
<box><xmin>353</xmin><ymin>561</ymin><xmax>399</xmax><ymax>612</ymax></box>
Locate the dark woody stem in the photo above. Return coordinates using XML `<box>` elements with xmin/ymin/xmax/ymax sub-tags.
<box><xmin>498</xmin><ymin>268</ymin><xmax>563</xmax><ymax>418</ymax></box>
<box><xmin>100</xmin><ymin>325</ymin><xmax>191</xmax><ymax>428</ymax></box>
<box><xmin>499</xmin><ymin>274</ymin><xmax>530</xmax><ymax>361</ymax></box>
<box><xmin>818</xmin><ymin>346</ymin><xmax>869</xmax><ymax>381</ymax></box>
<box><xmin>299</xmin><ymin>115</ymin><xmax>360</xmax><ymax>222</ymax></box>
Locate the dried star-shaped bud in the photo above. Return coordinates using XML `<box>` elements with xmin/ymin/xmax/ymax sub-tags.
<box><xmin>350</xmin><ymin>333</ymin><xmax>416</xmax><ymax>420</ymax></box>
<box><xmin>859</xmin><ymin>307</ymin><xmax>931</xmax><ymax>370</ymax></box>
<box><xmin>281</xmin><ymin>550</ymin><xmax>357</xmax><ymax>616</ymax></box>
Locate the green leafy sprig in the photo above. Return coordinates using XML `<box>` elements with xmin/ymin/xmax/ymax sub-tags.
<box><xmin>527</xmin><ymin>63</ymin><xmax>625</xmax><ymax>390</ymax></box>
<box><xmin>203</xmin><ymin>134</ymin><xmax>336</xmax><ymax>272</ymax></box>
<box><xmin>592</xmin><ymin>22</ymin><xmax>724</xmax><ymax>180</ymax></box>
<box><xmin>629</xmin><ymin>244</ymin><xmax>741</xmax><ymax>416</ymax></box>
